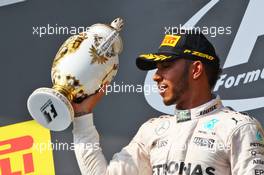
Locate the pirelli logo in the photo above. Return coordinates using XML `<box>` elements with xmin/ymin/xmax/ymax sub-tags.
<box><xmin>160</xmin><ymin>35</ymin><xmax>181</xmax><ymax>47</ymax></box>
<box><xmin>0</xmin><ymin>120</ymin><xmax>55</xmax><ymax>175</ymax></box>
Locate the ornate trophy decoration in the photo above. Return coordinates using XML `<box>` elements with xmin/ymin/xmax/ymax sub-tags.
<box><xmin>27</xmin><ymin>18</ymin><xmax>124</xmax><ymax>131</ymax></box>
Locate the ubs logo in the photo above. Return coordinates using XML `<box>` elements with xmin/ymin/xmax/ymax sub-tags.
<box><xmin>144</xmin><ymin>0</ymin><xmax>264</xmax><ymax>114</ymax></box>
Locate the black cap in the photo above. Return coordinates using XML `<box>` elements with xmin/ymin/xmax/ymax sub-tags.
<box><xmin>136</xmin><ymin>30</ymin><xmax>220</xmax><ymax>70</ymax></box>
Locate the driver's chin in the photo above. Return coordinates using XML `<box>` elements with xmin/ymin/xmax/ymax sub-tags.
<box><xmin>162</xmin><ymin>96</ymin><xmax>176</xmax><ymax>106</ymax></box>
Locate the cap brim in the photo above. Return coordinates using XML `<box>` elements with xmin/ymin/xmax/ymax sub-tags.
<box><xmin>136</xmin><ymin>53</ymin><xmax>180</xmax><ymax>70</ymax></box>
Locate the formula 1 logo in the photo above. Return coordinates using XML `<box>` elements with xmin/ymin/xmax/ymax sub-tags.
<box><xmin>0</xmin><ymin>120</ymin><xmax>55</xmax><ymax>175</ymax></box>
<box><xmin>144</xmin><ymin>0</ymin><xmax>264</xmax><ymax>114</ymax></box>
<box><xmin>40</xmin><ymin>99</ymin><xmax>58</xmax><ymax>123</ymax></box>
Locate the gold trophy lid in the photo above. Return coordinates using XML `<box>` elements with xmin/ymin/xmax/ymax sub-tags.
<box><xmin>110</xmin><ymin>18</ymin><xmax>124</xmax><ymax>31</ymax></box>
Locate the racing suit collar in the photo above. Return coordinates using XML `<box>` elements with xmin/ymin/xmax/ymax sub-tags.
<box><xmin>174</xmin><ymin>95</ymin><xmax>223</xmax><ymax>123</ymax></box>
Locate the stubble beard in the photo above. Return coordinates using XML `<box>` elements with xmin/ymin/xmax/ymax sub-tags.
<box><xmin>163</xmin><ymin>61</ymin><xmax>191</xmax><ymax>106</ymax></box>
<box><xmin>163</xmin><ymin>75</ymin><xmax>189</xmax><ymax>106</ymax></box>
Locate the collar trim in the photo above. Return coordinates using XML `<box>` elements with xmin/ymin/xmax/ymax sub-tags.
<box><xmin>175</xmin><ymin>95</ymin><xmax>223</xmax><ymax>123</ymax></box>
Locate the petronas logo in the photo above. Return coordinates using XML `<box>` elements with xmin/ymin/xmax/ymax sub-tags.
<box><xmin>256</xmin><ymin>131</ymin><xmax>263</xmax><ymax>142</ymax></box>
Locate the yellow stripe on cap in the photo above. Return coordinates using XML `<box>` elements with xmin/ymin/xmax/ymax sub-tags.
<box><xmin>184</xmin><ymin>49</ymin><xmax>215</xmax><ymax>61</ymax></box>
<box><xmin>139</xmin><ymin>54</ymin><xmax>172</xmax><ymax>61</ymax></box>
<box><xmin>160</xmin><ymin>35</ymin><xmax>181</xmax><ymax>47</ymax></box>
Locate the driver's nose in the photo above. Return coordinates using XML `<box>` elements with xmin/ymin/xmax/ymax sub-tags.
<box><xmin>153</xmin><ymin>69</ymin><xmax>163</xmax><ymax>83</ymax></box>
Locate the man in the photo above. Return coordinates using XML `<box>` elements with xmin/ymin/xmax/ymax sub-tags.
<box><xmin>72</xmin><ymin>30</ymin><xmax>264</xmax><ymax>175</ymax></box>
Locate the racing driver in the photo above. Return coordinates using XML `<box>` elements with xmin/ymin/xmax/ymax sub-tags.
<box><xmin>72</xmin><ymin>30</ymin><xmax>264</xmax><ymax>175</ymax></box>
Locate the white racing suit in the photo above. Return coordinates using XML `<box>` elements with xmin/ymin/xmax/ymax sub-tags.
<box><xmin>73</xmin><ymin>96</ymin><xmax>264</xmax><ymax>175</ymax></box>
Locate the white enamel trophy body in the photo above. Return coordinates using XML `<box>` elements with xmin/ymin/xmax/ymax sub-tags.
<box><xmin>27</xmin><ymin>18</ymin><xmax>124</xmax><ymax>131</ymax></box>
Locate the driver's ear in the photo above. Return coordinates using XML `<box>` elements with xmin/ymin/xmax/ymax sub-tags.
<box><xmin>191</xmin><ymin>61</ymin><xmax>204</xmax><ymax>80</ymax></box>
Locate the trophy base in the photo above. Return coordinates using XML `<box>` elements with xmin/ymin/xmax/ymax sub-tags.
<box><xmin>27</xmin><ymin>87</ymin><xmax>74</xmax><ymax>131</ymax></box>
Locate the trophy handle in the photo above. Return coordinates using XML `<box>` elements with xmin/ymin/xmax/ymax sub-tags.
<box><xmin>27</xmin><ymin>87</ymin><xmax>74</xmax><ymax>131</ymax></box>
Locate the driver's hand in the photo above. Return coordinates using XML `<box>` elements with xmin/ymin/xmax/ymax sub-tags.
<box><xmin>72</xmin><ymin>83</ymin><xmax>108</xmax><ymax>117</ymax></box>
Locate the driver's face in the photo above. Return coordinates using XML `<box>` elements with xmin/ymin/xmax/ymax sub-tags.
<box><xmin>153</xmin><ymin>59</ymin><xmax>190</xmax><ymax>106</ymax></box>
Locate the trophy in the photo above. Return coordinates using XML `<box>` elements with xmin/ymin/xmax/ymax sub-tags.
<box><xmin>27</xmin><ymin>18</ymin><xmax>124</xmax><ymax>131</ymax></box>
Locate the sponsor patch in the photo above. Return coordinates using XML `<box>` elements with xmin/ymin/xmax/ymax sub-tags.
<box><xmin>152</xmin><ymin>161</ymin><xmax>215</xmax><ymax>175</ymax></box>
<box><xmin>199</xmin><ymin>104</ymin><xmax>217</xmax><ymax>116</ymax></box>
<box><xmin>160</xmin><ymin>35</ymin><xmax>181</xmax><ymax>47</ymax></box>
<box><xmin>176</xmin><ymin>110</ymin><xmax>191</xmax><ymax>123</ymax></box>
<box><xmin>253</xmin><ymin>159</ymin><xmax>264</xmax><ymax>165</ymax></box>
<box><xmin>155</xmin><ymin>121</ymin><xmax>170</xmax><ymax>135</ymax></box>
<box><xmin>193</xmin><ymin>137</ymin><xmax>215</xmax><ymax>148</ymax></box>
<box><xmin>152</xmin><ymin>139</ymin><xmax>168</xmax><ymax>149</ymax></box>
<box><xmin>0</xmin><ymin>120</ymin><xmax>55</xmax><ymax>175</ymax></box>
<box><xmin>251</xmin><ymin>150</ymin><xmax>264</xmax><ymax>156</ymax></box>
<box><xmin>203</xmin><ymin>118</ymin><xmax>219</xmax><ymax>130</ymax></box>
<box><xmin>255</xmin><ymin>169</ymin><xmax>264</xmax><ymax>175</ymax></box>
<box><xmin>256</xmin><ymin>130</ymin><xmax>263</xmax><ymax>142</ymax></box>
